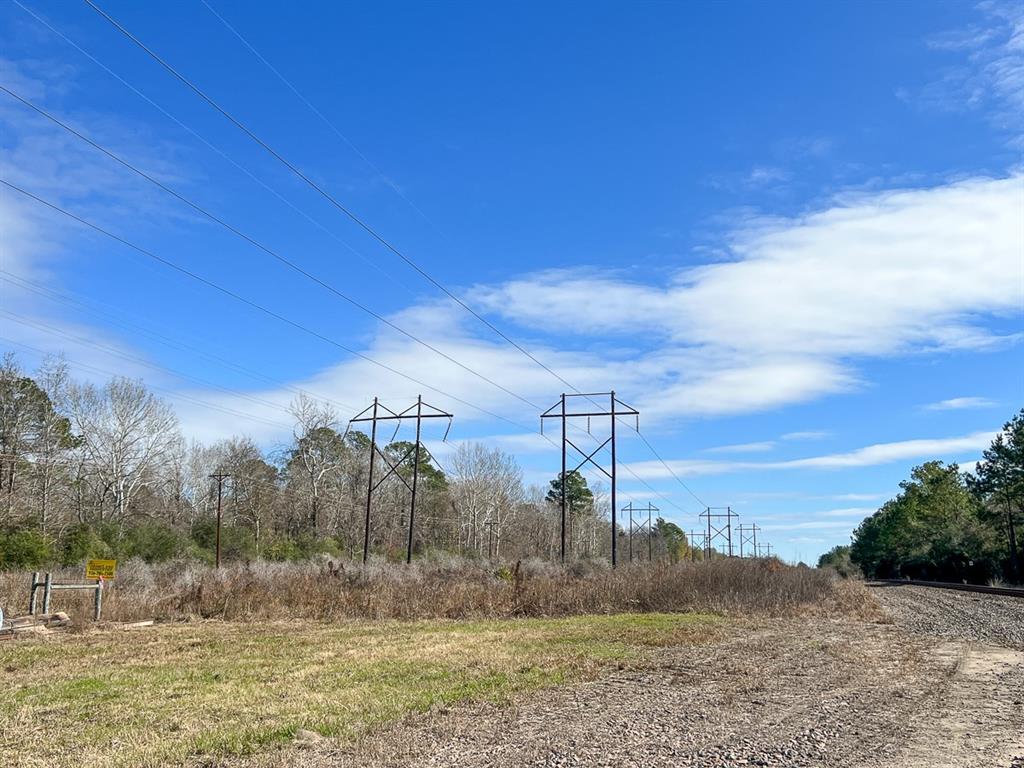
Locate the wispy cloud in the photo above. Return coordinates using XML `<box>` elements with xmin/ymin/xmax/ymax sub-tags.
<box><xmin>745</xmin><ymin>166</ymin><xmax>790</xmax><ymax>187</ymax></box>
<box><xmin>704</xmin><ymin>440</ymin><xmax>776</xmax><ymax>454</ymax></box>
<box><xmin>907</xmin><ymin>1</ymin><xmax>1024</xmax><ymax>143</ymax></box>
<box><xmin>832</xmin><ymin>492</ymin><xmax>886</xmax><ymax>502</ymax></box>
<box><xmin>782</xmin><ymin>430</ymin><xmax>830</xmax><ymax>441</ymax></box>
<box><xmin>623</xmin><ymin>429</ymin><xmax>998</xmax><ymax>479</ymax></box>
<box><xmin>923</xmin><ymin>396</ymin><xmax>998</xmax><ymax>411</ymax></box>
<box><xmin>816</xmin><ymin>507</ymin><xmax>876</xmax><ymax>517</ymax></box>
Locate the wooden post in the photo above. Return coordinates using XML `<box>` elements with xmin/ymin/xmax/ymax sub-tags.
<box><xmin>29</xmin><ymin>571</ymin><xmax>39</xmax><ymax>615</ymax></box>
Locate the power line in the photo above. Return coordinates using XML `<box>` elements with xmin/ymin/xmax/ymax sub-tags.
<box><xmin>0</xmin><ymin>310</ymin><xmax>313</xmax><ymax>427</ymax></box>
<box><xmin>11</xmin><ymin>0</ymin><xmax>421</xmax><ymax>298</ymax></box>
<box><xmin>20</xmin><ymin>3</ymin><xmax>717</xmax><ymax>516</ymax></box>
<box><xmin>630</xmin><ymin>428</ymin><xmax>707</xmax><ymax>508</ymax></box>
<box><xmin>84</xmin><ymin>0</ymin><xmax>591</xmax><ymax>398</ymax></box>
<box><xmin>197</xmin><ymin>0</ymin><xmax>444</xmax><ymax>239</ymax></box>
<box><xmin>0</xmin><ymin>84</ymin><xmax>539</xmax><ymax>412</ymax></box>
<box><xmin>0</xmin><ymin>270</ymin><xmax>362</xmax><ymax>416</ymax></box>
<box><xmin>0</xmin><ymin>178</ymin><xmax>534</xmax><ymax>432</ymax></box>
<box><xmin>80</xmin><ymin>2</ymin><xmax>716</xmax><ymax>515</ymax></box>
<box><xmin>0</xmin><ymin>336</ymin><xmax>291</xmax><ymax>430</ymax></box>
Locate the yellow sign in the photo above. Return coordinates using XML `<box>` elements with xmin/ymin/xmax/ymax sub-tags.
<box><xmin>85</xmin><ymin>559</ymin><xmax>117</xmax><ymax>580</ymax></box>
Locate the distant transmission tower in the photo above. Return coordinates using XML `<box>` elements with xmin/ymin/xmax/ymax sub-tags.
<box><xmin>699</xmin><ymin>506</ymin><xmax>738</xmax><ymax>558</ymax></box>
<box><xmin>623</xmin><ymin>501</ymin><xmax>658</xmax><ymax>562</ymax></box>
<box><xmin>347</xmin><ymin>395</ymin><xmax>452</xmax><ymax>564</ymax></box>
<box><xmin>736</xmin><ymin>523</ymin><xmax>760</xmax><ymax>558</ymax></box>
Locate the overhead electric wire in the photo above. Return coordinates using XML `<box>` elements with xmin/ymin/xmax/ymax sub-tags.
<box><xmin>0</xmin><ymin>85</ymin><xmax>540</xmax><ymax>412</ymax></box>
<box><xmin>83</xmin><ymin>2</ymin><xmax>715</xmax><ymax>513</ymax></box>
<box><xmin>1</xmin><ymin>269</ymin><xmax>361</xmax><ymax>416</ymax></box>
<box><xmin>0</xmin><ymin>304</ymin><xmax>352</xmax><ymax>421</ymax></box>
<box><xmin>83</xmin><ymin>0</ymin><xmax>592</xmax><ymax>400</ymax></box>
<box><xmin>0</xmin><ymin>337</ymin><xmax>292</xmax><ymax>430</ymax></box>
<box><xmin>11</xmin><ymin>0</ymin><xmax>420</xmax><ymax>298</ymax></box>
<box><xmin>1</xmin><ymin>311</ymin><xmax>300</xmax><ymax>429</ymax></box>
<box><xmin>30</xmin><ymin>3</ymin><xmax>714</xmax><ymax>515</ymax></box>
<box><xmin>0</xmin><ymin>178</ymin><xmax>540</xmax><ymax>434</ymax></box>
<box><xmin>630</xmin><ymin>428</ymin><xmax>707</xmax><ymax>508</ymax></box>
<box><xmin>197</xmin><ymin>0</ymin><xmax>443</xmax><ymax>238</ymax></box>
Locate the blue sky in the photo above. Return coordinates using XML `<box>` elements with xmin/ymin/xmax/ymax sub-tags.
<box><xmin>1</xmin><ymin>0</ymin><xmax>1021</xmax><ymax>562</ymax></box>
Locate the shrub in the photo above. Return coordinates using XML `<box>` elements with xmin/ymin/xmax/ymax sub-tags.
<box><xmin>0</xmin><ymin>555</ymin><xmax>870</xmax><ymax>624</ymax></box>
<box><xmin>60</xmin><ymin>523</ymin><xmax>112</xmax><ymax>566</ymax></box>
<box><xmin>119</xmin><ymin>522</ymin><xmax>187</xmax><ymax>563</ymax></box>
<box><xmin>0</xmin><ymin>528</ymin><xmax>53</xmax><ymax>569</ymax></box>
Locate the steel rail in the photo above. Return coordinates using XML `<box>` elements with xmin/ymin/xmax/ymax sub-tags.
<box><xmin>875</xmin><ymin>579</ymin><xmax>1024</xmax><ymax>599</ymax></box>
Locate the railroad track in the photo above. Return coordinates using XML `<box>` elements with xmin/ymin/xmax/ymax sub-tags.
<box><xmin>875</xmin><ymin>578</ymin><xmax>1024</xmax><ymax>598</ymax></box>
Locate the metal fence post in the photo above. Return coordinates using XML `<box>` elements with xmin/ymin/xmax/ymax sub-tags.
<box><xmin>42</xmin><ymin>572</ymin><xmax>53</xmax><ymax>614</ymax></box>
<box><xmin>93</xmin><ymin>578</ymin><xmax>103</xmax><ymax>621</ymax></box>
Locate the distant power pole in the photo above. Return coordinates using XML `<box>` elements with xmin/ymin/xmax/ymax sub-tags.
<box><xmin>484</xmin><ymin>519</ymin><xmax>498</xmax><ymax>561</ymax></box>
<box><xmin>209</xmin><ymin>472</ymin><xmax>230</xmax><ymax>569</ymax></box>
<box><xmin>756</xmin><ymin>542</ymin><xmax>773</xmax><ymax>558</ymax></box>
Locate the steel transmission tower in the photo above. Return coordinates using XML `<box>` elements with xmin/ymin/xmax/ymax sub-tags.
<box><xmin>348</xmin><ymin>395</ymin><xmax>452</xmax><ymax>563</ymax></box>
<box><xmin>541</xmin><ymin>392</ymin><xmax>639</xmax><ymax>567</ymax></box>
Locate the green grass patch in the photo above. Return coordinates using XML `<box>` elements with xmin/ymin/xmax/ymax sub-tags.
<box><xmin>1</xmin><ymin>612</ymin><xmax>719</xmax><ymax>767</ymax></box>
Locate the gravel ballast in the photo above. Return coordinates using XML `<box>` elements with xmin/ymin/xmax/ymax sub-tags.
<box><xmin>868</xmin><ymin>582</ymin><xmax>1024</xmax><ymax>649</ymax></box>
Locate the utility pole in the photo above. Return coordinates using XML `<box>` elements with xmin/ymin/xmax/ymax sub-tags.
<box><xmin>623</xmin><ymin>501</ymin><xmax>658</xmax><ymax>562</ymax></box>
<box><xmin>737</xmin><ymin>523</ymin><xmax>760</xmax><ymax>558</ymax></box>
<box><xmin>757</xmin><ymin>542</ymin><xmax>773</xmax><ymax>557</ymax></box>
<box><xmin>484</xmin><ymin>519</ymin><xmax>498</xmax><ymax>561</ymax></box>
<box><xmin>348</xmin><ymin>396</ymin><xmax>453</xmax><ymax>564</ymax></box>
<box><xmin>699</xmin><ymin>506</ymin><xmax>739</xmax><ymax>559</ymax></box>
<box><xmin>541</xmin><ymin>391</ymin><xmax>639</xmax><ymax>568</ymax></box>
<box><xmin>208</xmin><ymin>472</ymin><xmax>230</xmax><ymax>569</ymax></box>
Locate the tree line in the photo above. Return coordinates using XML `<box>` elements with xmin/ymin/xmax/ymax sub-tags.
<box><xmin>0</xmin><ymin>354</ymin><xmax>691</xmax><ymax>569</ymax></box>
<box><xmin>819</xmin><ymin>409</ymin><xmax>1024</xmax><ymax>584</ymax></box>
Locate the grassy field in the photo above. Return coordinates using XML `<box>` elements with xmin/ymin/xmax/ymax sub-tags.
<box><xmin>1</xmin><ymin>612</ymin><xmax>720</xmax><ymax>768</ymax></box>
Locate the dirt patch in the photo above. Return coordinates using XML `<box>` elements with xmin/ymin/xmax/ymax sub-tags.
<box><xmin>889</xmin><ymin>642</ymin><xmax>1024</xmax><ymax>768</ymax></box>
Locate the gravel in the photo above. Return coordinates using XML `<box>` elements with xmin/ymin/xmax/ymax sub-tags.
<box><xmin>246</xmin><ymin>617</ymin><xmax>950</xmax><ymax>768</ymax></box>
<box><xmin>235</xmin><ymin>586</ymin><xmax>1024</xmax><ymax>768</ymax></box>
<box><xmin>869</xmin><ymin>583</ymin><xmax>1024</xmax><ymax>650</ymax></box>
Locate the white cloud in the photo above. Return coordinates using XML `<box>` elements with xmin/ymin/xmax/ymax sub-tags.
<box><xmin>745</xmin><ymin>165</ymin><xmax>790</xmax><ymax>187</ymax></box>
<box><xmin>816</xmin><ymin>507</ymin><xmax>876</xmax><ymax>517</ymax></box>
<box><xmin>704</xmin><ymin>440</ymin><xmax>776</xmax><ymax>454</ymax></box>
<box><xmin>782</xmin><ymin>430</ymin><xmax>830</xmax><ymax>441</ymax></box>
<box><xmin>763</xmin><ymin>520</ymin><xmax>860</xmax><ymax>531</ymax></box>
<box><xmin>475</xmin><ymin>174</ymin><xmax>1022</xmax><ymax>360</ymax></box>
<box><xmin>923</xmin><ymin>396</ymin><xmax>998</xmax><ymax>411</ymax></box>
<box><xmin>782</xmin><ymin>430</ymin><xmax>995</xmax><ymax>469</ymax></box>
<box><xmin>913</xmin><ymin>1</ymin><xmax>1024</xmax><ymax>142</ymax></box>
<box><xmin>623</xmin><ymin>429</ymin><xmax>998</xmax><ymax>479</ymax></box>
<box><xmin>832</xmin><ymin>492</ymin><xmax>886</xmax><ymax>501</ymax></box>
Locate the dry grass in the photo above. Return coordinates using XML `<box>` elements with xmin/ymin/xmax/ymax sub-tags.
<box><xmin>0</xmin><ymin>557</ymin><xmax>865</xmax><ymax>625</ymax></box>
<box><xmin>1</xmin><ymin>612</ymin><xmax>721</xmax><ymax>768</ymax></box>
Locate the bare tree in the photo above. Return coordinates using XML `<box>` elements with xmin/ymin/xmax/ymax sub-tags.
<box><xmin>448</xmin><ymin>442</ymin><xmax>523</xmax><ymax>558</ymax></box>
<box><xmin>68</xmin><ymin>377</ymin><xmax>180</xmax><ymax>523</ymax></box>
<box><xmin>287</xmin><ymin>394</ymin><xmax>344</xmax><ymax>535</ymax></box>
